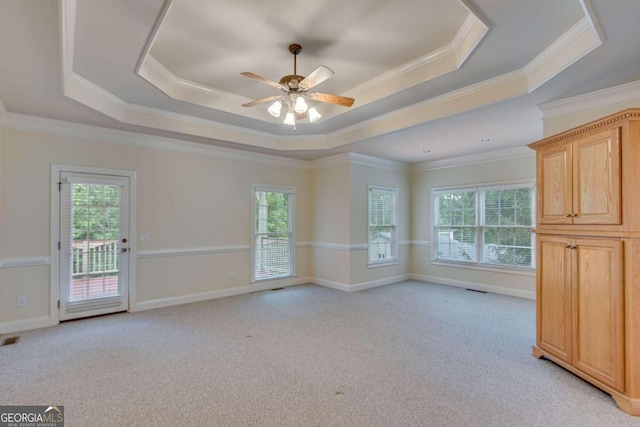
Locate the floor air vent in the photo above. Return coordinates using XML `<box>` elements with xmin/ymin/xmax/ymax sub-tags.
<box><xmin>271</xmin><ymin>288</ymin><xmax>284</xmax><ymax>291</ymax></box>
<box><xmin>1</xmin><ymin>336</ymin><xmax>19</xmax><ymax>346</ymax></box>
<box><xmin>466</xmin><ymin>288</ymin><xmax>487</xmax><ymax>294</ymax></box>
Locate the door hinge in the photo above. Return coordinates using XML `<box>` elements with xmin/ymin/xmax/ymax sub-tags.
<box><xmin>58</xmin><ymin>300</ymin><xmax>60</xmax><ymax>309</ymax></box>
<box><xmin>58</xmin><ymin>182</ymin><xmax>61</xmax><ymax>191</ymax></box>
<box><xmin>58</xmin><ymin>241</ymin><xmax>61</xmax><ymax>250</ymax></box>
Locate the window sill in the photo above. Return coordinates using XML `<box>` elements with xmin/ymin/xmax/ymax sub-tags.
<box><xmin>430</xmin><ymin>261</ymin><xmax>535</xmax><ymax>277</ymax></box>
<box><xmin>368</xmin><ymin>260</ymin><xmax>399</xmax><ymax>269</ymax></box>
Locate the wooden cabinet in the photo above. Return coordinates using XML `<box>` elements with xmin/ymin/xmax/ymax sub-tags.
<box><xmin>538</xmin><ymin>127</ymin><xmax>621</xmax><ymax>225</ymax></box>
<box><xmin>537</xmin><ymin>235</ymin><xmax>572</xmax><ymax>362</ymax></box>
<box><xmin>530</xmin><ymin>109</ymin><xmax>640</xmax><ymax>416</ymax></box>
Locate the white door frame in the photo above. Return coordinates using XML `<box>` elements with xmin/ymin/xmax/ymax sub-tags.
<box><xmin>50</xmin><ymin>164</ymin><xmax>137</xmax><ymax>324</ymax></box>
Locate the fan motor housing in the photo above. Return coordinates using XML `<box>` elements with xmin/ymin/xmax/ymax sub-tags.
<box><xmin>279</xmin><ymin>74</ymin><xmax>306</xmax><ymax>89</ymax></box>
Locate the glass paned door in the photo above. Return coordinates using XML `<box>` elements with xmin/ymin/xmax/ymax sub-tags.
<box><xmin>59</xmin><ymin>172</ymin><xmax>130</xmax><ymax>321</ymax></box>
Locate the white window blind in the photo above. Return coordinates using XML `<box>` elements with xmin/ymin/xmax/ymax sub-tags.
<box><xmin>434</xmin><ymin>190</ymin><xmax>478</xmax><ymax>262</ymax></box>
<box><xmin>434</xmin><ymin>184</ymin><xmax>535</xmax><ymax>269</ymax></box>
<box><xmin>368</xmin><ymin>186</ymin><xmax>398</xmax><ymax>264</ymax></box>
<box><xmin>253</xmin><ymin>186</ymin><xmax>294</xmax><ymax>281</ymax></box>
<box><xmin>59</xmin><ymin>173</ymin><xmax>129</xmax><ymax>319</ymax></box>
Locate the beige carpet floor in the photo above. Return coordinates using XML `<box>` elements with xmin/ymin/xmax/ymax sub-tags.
<box><xmin>1</xmin><ymin>281</ymin><xmax>639</xmax><ymax>426</ymax></box>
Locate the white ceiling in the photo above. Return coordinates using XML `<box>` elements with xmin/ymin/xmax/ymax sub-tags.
<box><xmin>0</xmin><ymin>0</ymin><xmax>639</xmax><ymax>163</ymax></box>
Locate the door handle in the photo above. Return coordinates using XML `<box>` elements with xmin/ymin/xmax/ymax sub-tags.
<box><xmin>121</xmin><ymin>248</ymin><xmax>128</xmax><ymax>253</ymax></box>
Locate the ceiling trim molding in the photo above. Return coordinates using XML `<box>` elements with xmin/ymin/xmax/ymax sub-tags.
<box><xmin>409</xmin><ymin>146</ymin><xmax>534</xmax><ymax>173</ymax></box>
<box><xmin>137</xmin><ymin>54</ymin><xmax>268</xmax><ymax>122</ymax></box>
<box><xmin>458</xmin><ymin>0</ymin><xmax>491</xmax><ymax>28</ymax></box>
<box><xmin>59</xmin><ymin>0</ymin><xmax>76</xmax><ymax>85</ymax></box>
<box><xmin>65</xmin><ymin>72</ymin><xmax>290</xmax><ymax>150</ymax></box>
<box><xmin>59</xmin><ymin>0</ymin><xmax>603</xmax><ymax>153</ymax></box>
<box><xmin>134</xmin><ymin>0</ymin><xmax>173</xmax><ymax>74</ymax></box>
<box><xmin>538</xmin><ymin>79</ymin><xmax>640</xmax><ymax>120</ymax></box>
<box><xmin>348</xmin><ymin>153</ymin><xmax>410</xmax><ymax>172</ymax></box>
<box><xmin>325</xmin><ymin>69</ymin><xmax>529</xmax><ymax>148</ymax></box>
<box><xmin>134</xmin><ymin>2</ymin><xmax>490</xmax><ymax>124</ymax></box>
<box><xmin>0</xmin><ymin>112</ymin><xmax>310</xmax><ymax>170</ymax></box>
<box><xmin>579</xmin><ymin>0</ymin><xmax>604</xmax><ymax>43</ymax></box>
<box><xmin>308</xmin><ymin>152</ymin><xmax>410</xmax><ymax>172</ymax></box>
<box><xmin>524</xmin><ymin>17</ymin><xmax>601</xmax><ymax>92</ymax></box>
<box><xmin>309</xmin><ymin>152</ymin><xmax>351</xmax><ymax>170</ymax></box>
<box><xmin>341</xmin><ymin>10</ymin><xmax>488</xmax><ymax>105</ymax></box>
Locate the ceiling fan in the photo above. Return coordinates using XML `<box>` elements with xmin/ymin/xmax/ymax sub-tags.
<box><xmin>241</xmin><ymin>44</ymin><xmax>355</xmax><ymax>129</ymax></box>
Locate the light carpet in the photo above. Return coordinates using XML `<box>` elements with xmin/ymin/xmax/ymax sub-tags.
<box><xmin>1</xmin><ymin>281</ymin><xmax>638</xmax><ymax>426</ymax></box>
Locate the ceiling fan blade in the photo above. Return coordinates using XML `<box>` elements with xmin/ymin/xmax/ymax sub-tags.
<box><xmin>242</xmin><ymin>95</ymin><xmax>280</xmax><ymax>108</ymax></box>
<box><xmin>310</xmin><ymin>92</ymin><xmax>355</xmax><ymax>108</ymax></box>
<box><xmin>240</xmin><ymin>72</ymin><xmax>285</xmax><ymax>90</ymax></box>
<box><xmin>300</xmin><ymin>66</ymin><xmax>334</xmax><ymax>90</ymax></box>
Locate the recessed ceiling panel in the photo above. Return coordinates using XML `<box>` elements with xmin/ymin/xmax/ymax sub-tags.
<box><xmin>150</xmin><ymin>0</ymin><xmax>469</xmax><ymax>98</ymax></box>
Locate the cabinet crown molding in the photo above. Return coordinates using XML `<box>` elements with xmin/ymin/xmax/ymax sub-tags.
<box><xmin>528</xmin><ymin>108</ymin><xmax>640</xmax><ymax>149</ymax></box>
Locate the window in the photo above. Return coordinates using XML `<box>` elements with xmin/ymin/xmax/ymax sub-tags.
<box><xmin>253</xmin><ymin>185</ymin><xmax>294</xmax><ymax>281</ymax></box>
<box><xmin>434</xmin><ymin>183</ymin><xmax>535</xmax><ymax>269</ymax></box>
<box><xmin>368</xmin><ymin>186</ymin><xmax>398</xmax><ymax>265</ymax></box>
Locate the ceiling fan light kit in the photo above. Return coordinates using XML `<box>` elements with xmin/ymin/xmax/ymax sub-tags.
<box><xmin>241</xmin><ymin>44</ymin><xmax>355</xmax><ymax>131</ymax></box>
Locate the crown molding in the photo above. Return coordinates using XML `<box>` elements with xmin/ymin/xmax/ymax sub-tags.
<box><xmin>538</xmin><ymin>79</ymin><xmax>640</xmax><ymax>120</ymax></box>
<box><xmin>59</xmin><ymin>0</ymin><xmax>76</xmax><ymax>81</ymax></box>
<box><xmin>145</xmin><ymin>55</ymin><xmax>248</xmax><ymax>103</ymax></box>
<box><xmin>327</xmin><ymin>69</ymin><xmax>528</xmax><ymax>147</ymax></box>
<box><xmin>459</xmin><ymin>0</ymin><xmax>491</xmax><ymax>28</ymax></box>
<box><xmin>134</xmin><ymin>1</ymin><xmax>489</xmax><ymax>125</ymax></box>
<box><xmin>59</xmin><ymin>0</ymin><xmax>602</xmax><ymax>153</ymax></box>
<box><xmin>348</xmin><ymin>153</ymin><xmax>410</xmax><ymax>172</ymax></box>
<box><xmin>410</xmin><ymin>146</ymin><xmax>534</xmax><ymax>173</ymax></box>
<box><xmin>0</xmin><ymin>113</ymin><xmax>310</xmax><ymax>170</ymax></box>
<box><xmin>524</xmin><ymin>17</ymin><xmax>601</xmax><ymax>91</ymax></box>
<box><xmin>309</xmin><ymin>152</ymin><xmax>409</xmax><ymax>171</ymax></box>
<box><xmin>309</xmin><ymin>152</ymin><xmax>351</xmax><ymax>170</ymax></box>
<box><xmin>453</xmin><ymin>13</ymin><xmax>489</xmax><ymax>67</ymax></box>
<box><xmin>579</xmin><ymin>0</ymin><xmax>604</xmax><ymax>43</ymax></box>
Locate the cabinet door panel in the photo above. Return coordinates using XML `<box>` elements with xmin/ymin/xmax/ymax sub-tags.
<box><xmin>537</xmin><ymin>235</ymin><xmax>572</xmax><ymax>362</ymax></box>
<box><xmin>538</xmin><ymin>144</ymin><xmax>573</xmax><ymax>224</ymax></box>
<box><xmin>573</xmin><ymin>128</ymin><xmax>621</xmax><ymax>225</ymax></box>
<box><xmin>573</xmin><ymin>238</ymin><xmax>624</xmax><ymax>391</ymax></box>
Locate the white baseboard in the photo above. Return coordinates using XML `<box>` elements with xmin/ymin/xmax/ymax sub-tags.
<box><xmin>309</xmin><ymin>274</ymin><xmax>410</xmax><ymax>293</ymax></box>
<box><xmin>134</xmin><ymin>276</ymin><xmax>312</xmax><ymax>312</ymax></box>
<box><xmin>308</xmin><ymin>277</ymin><xmax>351</xmax><ymax>292</ymax></box>
<box><xmin>0</xmin><ymin>316</ymin><xmax>57</xmax><ymax>335</ymax></box>
<box><xmin>133</xmin><ymin>286</ymin><xmax>252</xmax><ymax>311</ymax></box>
<box><xmin>349</xmin><ymin>274</ymin><xmax>411</xmax><ymax>292</ymax></box>
<box><xmin>410</xmin><ymin>274</ymin><xmax>535</xmax><ymax>300</ymax></box>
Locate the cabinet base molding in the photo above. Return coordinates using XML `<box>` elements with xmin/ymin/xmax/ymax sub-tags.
<box><xmin>532</xmin><ymin>345</ymin><xmax>640</xmax><ymax>416</ymax></box>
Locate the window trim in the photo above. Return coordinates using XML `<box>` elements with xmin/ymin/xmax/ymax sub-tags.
<box><xmin>251</xmin><ymin>184</ymin><xmax>296</xmax><ymax>283</ymax></box>
<box><xmin>432</xmin><ymin>181</ymin><xmax>535</xmax><ymax>271</ymax></box>
<box><xmin>367</xmin><ymin>185</ymin><xmax>399</xmax><ymax>266</ymax></box>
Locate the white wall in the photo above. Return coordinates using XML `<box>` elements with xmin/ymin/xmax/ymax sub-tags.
<box><xmin>0</xmin><ymin>120</ymin><xmax>542</xmax><ymax>333</ymax></box>
<box><xmin>410</xmin><ymin>155</ymin><xmax>537</xmax><ymax>299</ymax></box>
<box><xmin>0</xmin><ymin>127</ymin><xmax>312</xmax><ymax>331</ymax></box>
<box><xmin>310</xmin><ymin>162</ymin><xmax>351</xmax><ymax>285</ymax></box>
<box><xmin>348</xmin><ymin>162</ymin><xmax>410</xmax><ymax>286</ymax></box>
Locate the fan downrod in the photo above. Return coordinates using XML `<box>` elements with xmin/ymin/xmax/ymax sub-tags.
<box><xmin>281</xmin><ymin>43</ymin><xmax>304</xmax><ymax>88</ymax></box>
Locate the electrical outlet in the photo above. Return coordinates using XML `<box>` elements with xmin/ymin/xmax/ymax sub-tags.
<box><xmin>230</xmin><ymin>272</ymin><xmax>236</xmax><ymax>279</ymax></box>
<box><xmin>341</xmin><ymin>267</ymin><xmax>347</xmax><ymax>277</ymax></box>
<box><xmin>139</xmin><ymin>234</ymin><xmax>150</xmax><ymax>244</ymax></box>
<box><xmin>17</xmin><ymin>296</ymin><xmax>28</xmax><ymax>307</ymax></box>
